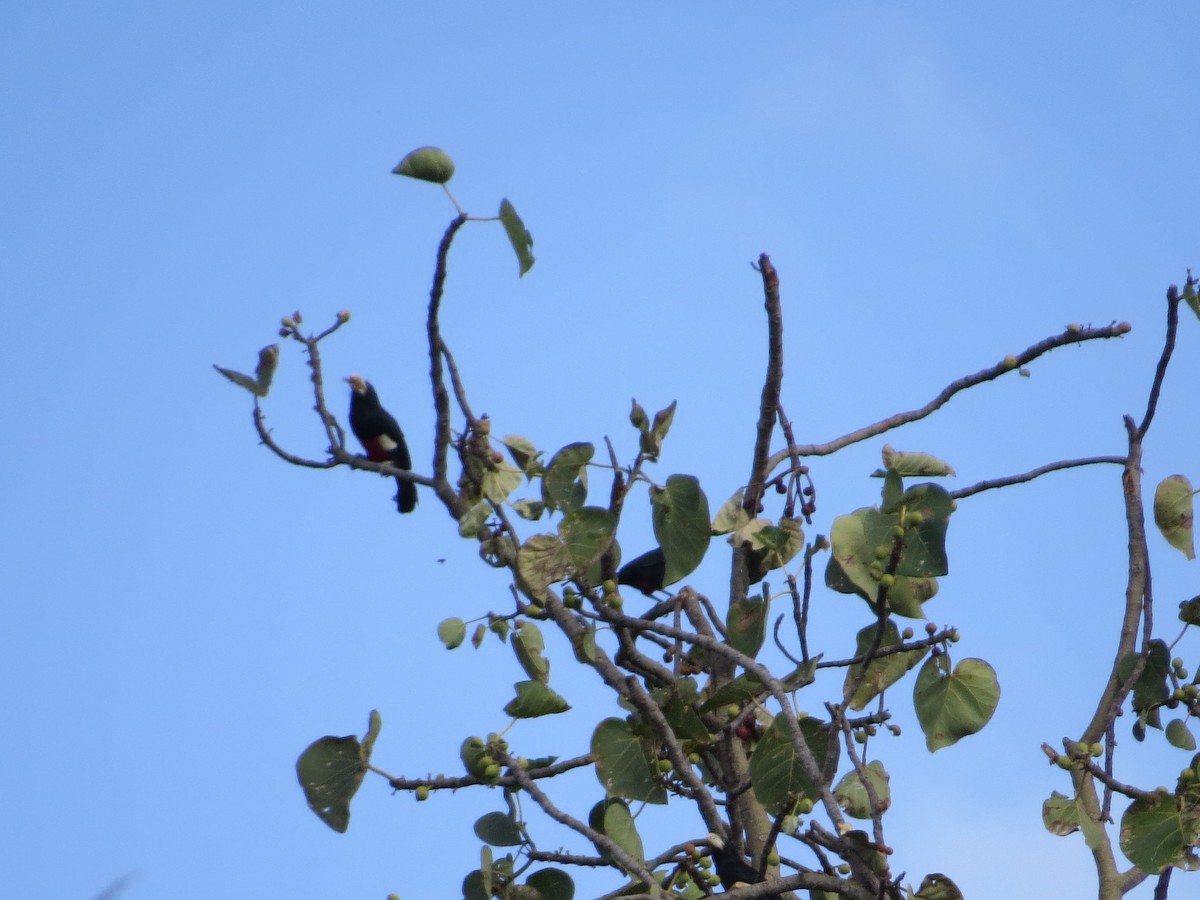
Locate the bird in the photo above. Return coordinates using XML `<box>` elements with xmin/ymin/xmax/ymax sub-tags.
<box><xmin>345</xmin><ymin>375</ymin><xmax>417</xmax><ymax>513</ymax></box>
<box><xmin>706</xmin><ymin>832</ymin><xmax>783</xmax><ymax>898</ymax></box>
<box><xmin>617</xmin><ymin>547</ymin><xmax>667</xmax><ymax>596</ymax></box>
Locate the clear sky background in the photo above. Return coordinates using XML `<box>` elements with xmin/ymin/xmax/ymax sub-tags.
<box><xmin>4</xmin><ymin>4</ymin><xmax>1200</xmax><ymax>899</ymax></box>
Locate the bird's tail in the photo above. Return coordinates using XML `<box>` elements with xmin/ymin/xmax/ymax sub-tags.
<box><xmin>395</xmin><ymin>477</ymin><xmax>418</xmax><ymax>514</ymax></box>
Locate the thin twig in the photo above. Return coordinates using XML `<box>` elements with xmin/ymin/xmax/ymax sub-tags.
<box><xmin>1136</xmin><ymin>283</ymin><xmax>1183</xmax><ymax>440</ymax></box>
<box><xmin>951</xmin><ymin>456</ymin><xmax>1126</xmax><ymax>499</ymax></box>
<box><xmin>497</xmin><ymin>749</ymin><xmax>660</xmax><ymax>890</ymax></box>
<box><xmin>766</xmin><ymin>322</ymin><xmax>1130</xmax><ymax>465</ymax></box>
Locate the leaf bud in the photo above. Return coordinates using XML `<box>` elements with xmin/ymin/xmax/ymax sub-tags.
<box><xmin>337</xmin><ymin>309</ymin><xmax>351</xmax><ymax>323</ymax></box>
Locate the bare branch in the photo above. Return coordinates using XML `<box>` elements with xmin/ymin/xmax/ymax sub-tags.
<box><xmin>1135</xmin><ymin>281</ymin><xmax>1184</xmax><ymax>440</ymax></box>
<box><xmin>427</xmin><ymin>213</ymin><xmax>469</xmax><ymax>499</ymax></box>
<box><xmin>497</xmin><ymin>748</ymin><xmax>660</xmax><ymax>890</ymax></box>
<box><xmin>951</xmin><ymin>456</ymin><xmax>1126</xmax><ymax>500</ymax></box>
<box><xmin>767</xmin><ymin>322</ymin><xmax>1131</xmax><ymax>465</ymax></box>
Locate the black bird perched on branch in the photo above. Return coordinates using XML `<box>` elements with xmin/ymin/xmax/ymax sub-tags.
<box><xmin>617</xmin><ymin>547</ymin><xmax>667</xmax><ymax>596</ymax></box>
<box><xmin>346</xmin><ymin>375</ymin><xmax>417</xmax><ymax>513</ymax></box>
<box><xmin>706</xmin><ymin>833</ymin><xmax>782</xmax><ymax>899</ymax></box>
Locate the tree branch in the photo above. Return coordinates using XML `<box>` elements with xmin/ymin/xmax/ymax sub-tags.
<box><xmin>767</xmin><ymin>322</ymin><xmax>1131</xmax><ymax>465</ymax></box>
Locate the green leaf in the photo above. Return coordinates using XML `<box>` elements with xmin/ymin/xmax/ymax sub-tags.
<box><xmin>504</xmin><ymin>680</ymin><xmax>570</xmax><ymax>718</ymax></box>
<box><xmin>726</xmin><ymin>596</ymin><xmax>768</xmax><ymax>660</ymax></box>
<box><xmin>749</xmin><ymin>715</ymin><xmax>838</xmax><ymax>811</ymax></box>
<box><xmin>516</xmin><ymin>533</ymin><xmax>572</xmax><ymax>601</ymax></box>
<box><xmin>559</xmin><ymin>507</ymin><xmax>617</xmax><ymax>574</ymax></box>
<box><xmin>500</xmin><ymin>434</ymin><xmax>542</xmax><ymax>474</ymax></box>
<box><xmin>1042</xmin><ymin>790</ymin><xmax>1105</xmax><ymax>848</ymax></box>
<box><xmin>1168</xmin><ymin>718</ymin><xmax>1197</xmax><ymax>751</ymax></box>
<box><xmin>1125</xmin><ymin>640</ymin><xmax>1172</xmax><ymax>715</ymax></box>
<box><xmin>591</xmin><ymin>718</ymin><xmax>667</xmax><ymax>804</ymax></box>
<box><xmin>638</xmin><ymin>401</ymin><xmax>676</xmax><ymax>459</ymax></box>
<box><xmin>1043</xmin><ymin>791</ymin><xmax>1080</xmax><ymax>837</ymax></box>
<box><xmin>913</xmin><ymin>656</ymin><xmax>1000</xmax><ymax>751</ymax></box>
<box><xmin>568</xmin><ymin>622</ymin><xmax>597</xmax><ymax>665</ymax></box>
<box><xmin>463</xmin><ymin>869</ymin><xmax>488</xmax><ymax>900</ymax></box>
<box><xmin>213</xmin><ymin>344</ymin><xmax>280</xmax><ymax>397</ymax></box>
<box><xmin>392</xmin><ymin>146</ymin><xmax>455</xmax><ymax>183</ymax></box>
<box><xmin>710</xmin><ymin>489</ymin><xmax>751</xmax><ymax>536</ymax></box>
<box><xmin>513</xmin><ymin>621</ymin><xmax>550</xmax><ymax>682</ymax></box>
<box><xmin>1183</xmin><ymin>279</ymin><xmax>1200</xmax><ymax>321</ymax></box>
<box><xmin>588</xmin><ymin>798</ymin><xmax>646</xmax><ymax>868</ymax></box>
<box><xmin>460</xmin><ymin>736</ymin><xmax>490</xmax><ymax>778</ymax></box>
<box><xmin>480</xmin><ymin>847</ymin><xmax>495</xmax><ymax>895</ymax></box>
<box><xmin>651</xmin><ymin>474</ymin><xmax>711</xmax><ymax>586</ymax></box>
<box><xmin>629</xmin><ymin>399</ymin><xmax>649</xmax><ymax>431</ymax></box>
<box><xmin>542</xmin><ymin>443</ymin><xmax>593</xmax><ymax>513</ymax></box>
<box><xmin>525</xmin><ymin>868</ymin><xmax>575</xmax><ymax>900</ymax></box>
<box><xmin>295</xmin><ymin>711</ymin><xmax>379</xmax><ymax>833</ymax></box>
<box><xmin>1154</xmin><ymin>475</ymin><xmax>1196</xmax><ymax>560</ymax></box>
<box><xmin>1119</xmin><ymin>789</ymin><xmax>1200</xmax><ymax>873</ymax></box>
<box><xmin>881</xmin><ymin>470</ymin><xmax>903</xmax><ymax>511</ymax></box>
<box><xmin>878</xmin><ymin>445</ymin><xmax>956</xmax><ymax>477</ymax></box>
<box><xmin>489</xmin><ymin>617</ymin><xmax>511</xmax><ymax>642</ymax></box>
<box><xmin>512</xmin><ymin>499</ymin><xmax>546</xmax><ymax>521</ymax></box>
<box><xmin>458</xmin><ymin>502</ymin><xmax>490</xmax><ymax>538</ymax></box>
<box><xmin>482</xmin><ymin>461</ymin><xmax>524</xmax><ymax>505</ymax></box>
<box><xmin>844</xmin><ymin>620</ymin><xmax>928</xmax><ymax>711</ymax></box>
<box><xmin>834</xmin><ymin>760</ymin><xmax>891</xmax><ymax>819</ymax></box>
<box><xmin>1180</xmin><ymin>596</ymin><xmax>1200</xmax><ymax>627</ymax></box>
<box><xmin>437</xmin><ymin>617</ymin><xmax>467</xmax><ymax>649</ymax></box>
<box><xmin>498</xmin><ymin>198</ymin><xmax>535</xmax><ymax>276</ymax></box>
<box><xmin>651</xmin><ymin>683</ymin><xmax>710</xmax><ymax>742</ymax></box>
<box><xmin>733</xmin><ymin>517</ymin><xmax>805</xmax><ymax>576</ymax></box>
<box><xmin>700</xmin><ymin>673</ymin><xmax>765</xmax><ymax>713</ymax></box>
<box><xmin>474</xmin><ymin>811</ymin><xmax>523</xmax><ymax>847</ymax></box>
<box><xmin>895</xmin><ymin>484</ymin><xmax>953</xmax><ymax>577</ymax></box>
<box><xmin>825</xmin><ymin>502</ymin><xmax>944</xmax><ymax>617</ymax></box>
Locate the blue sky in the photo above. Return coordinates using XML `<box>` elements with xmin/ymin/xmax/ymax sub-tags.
<box><xmin>4</xmin><ymin>4</ymin><xmax>1200</xmax><ymax>899</ymax></box>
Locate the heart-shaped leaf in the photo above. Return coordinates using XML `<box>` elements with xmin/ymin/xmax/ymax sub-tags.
<box><xmin>913</xmin><ymin>656</ymin><xmax>1000</xmax><ymax>752</ymax></box>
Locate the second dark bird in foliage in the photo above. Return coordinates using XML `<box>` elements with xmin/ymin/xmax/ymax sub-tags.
<box><xmin>706</xmin><ymin>833</ymin><xmax>782</xmax><ymax>899</ymax></box>
<box><xmin>617</xmin><ymin>547</ymin><xmax>667</xmax><ymax>596</ymax></box>
<box><xmin>346</xmin><ymin>375</ymin><xmax>417</xmax><ymax>513</ymax></box>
